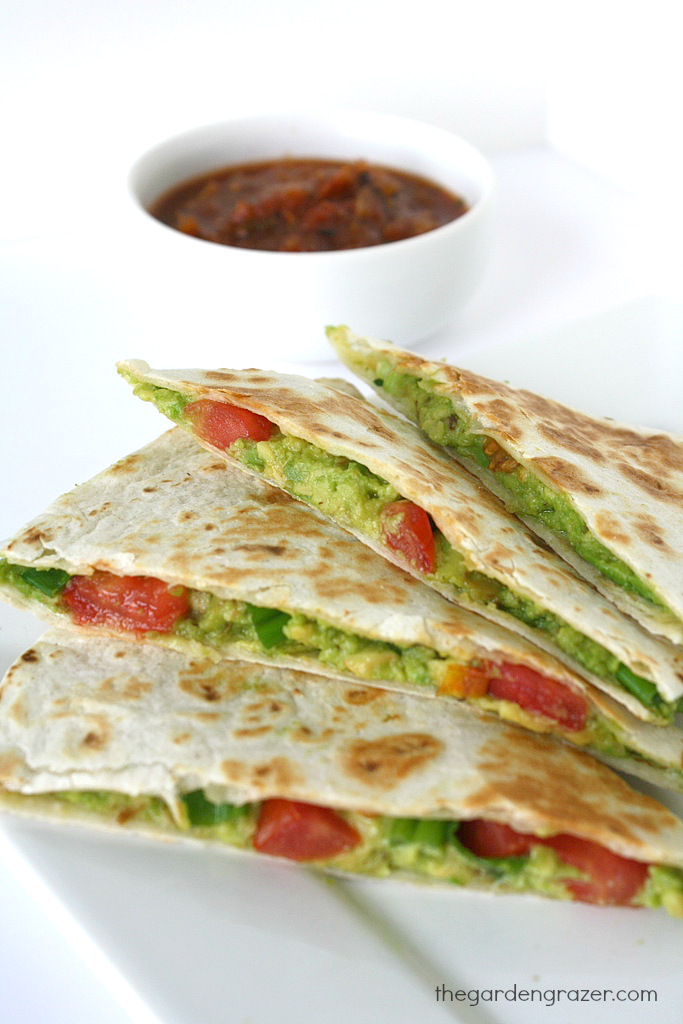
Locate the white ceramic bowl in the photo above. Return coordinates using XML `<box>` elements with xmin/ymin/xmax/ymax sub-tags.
<box><xmin>127</xmin><ymin>111</ymin><xmax>495</xmax><ymax>363</ymax></box>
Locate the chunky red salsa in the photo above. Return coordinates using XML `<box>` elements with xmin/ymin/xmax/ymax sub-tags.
<box><xmin>148</xmin><ymin>158</ymin><xmax>468</xmax><ymax>252</ymax></box>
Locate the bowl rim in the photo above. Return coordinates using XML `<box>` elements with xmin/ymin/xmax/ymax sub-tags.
<box><xmin>127</xmin><ymin>109</ymin><xmax>495</xmax><ymax>262</ymax></box>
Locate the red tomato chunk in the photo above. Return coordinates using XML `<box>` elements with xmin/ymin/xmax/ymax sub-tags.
<box><xmin>380</xmin><ymin>499</ymin><xmax>435</xmax><ymax>574</ymax></box>
<box><xmin>184</xmin><ymin>399</ymin><xmax>276</xmax><ymax>449</ymax></box>
<box><xmin>254</xmin><ymin>799</ymin><xmax>361</xmax><ymax>861</ymax></box>
<box><xmin>544</xmin><ymin>833</ymin><xmax>649</xmax><ymax>906</ymax></box>
<box><xmin>458</xmin><ymin>819</ymin><xmax>649</xmax><ymax>906</ymax></box>
<box><xmin>62</xmin><ymin>572</ymin><xmax>188</xmax><ymax>634</ymax></box>
<box><xmin>487</xmin><ymin>661</ymin><xmax>588</xmax><ymax>732</ymax></box>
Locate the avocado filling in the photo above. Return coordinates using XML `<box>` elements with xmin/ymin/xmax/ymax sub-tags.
<box><xmin>16</xmin><ymin>788</ymin><xmax>683</xmax><ymax>916</ymax></box>
<box><xmin>368</xmin><ymin>360</ymin><xmax>670</xmax><ymax>616</ymax></box>
<box><xmin>117</xmin><ymin>376</ymin><xmax>670</xmax><ymax>718</ymax></box>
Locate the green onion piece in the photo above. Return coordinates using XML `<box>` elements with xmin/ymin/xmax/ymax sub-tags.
<box><xmin>389</xmin><ymin>817</ymin><xmax>457</xmax><ymax>848</ymax></box>
<box><xmin>412</xmin><ymin>819</ymin><xmax>449</xmax><ymax>849</ymax></box>
<box><xmin>20</xmin><ymin>567</ymin><xmax>71</xmax><ymax>597</ymax></box>
<box><xmin>181</xmin><ymin>790</ymin><xmax>245</xmax><ymax>826</ymax></box>
<box><xmin>246</xmin><ymin>604</ymin><xmax>291</xmax><ymax>649</ymax></box>
<box><xmin>388</xmin><ymin>817</ymin><xmax>418</xmax><ymax>845</ymax></box>
<box><xmin>615</xmin><ymin>663</ymin><xmax>661</xmax><ymax>709</ymax></box>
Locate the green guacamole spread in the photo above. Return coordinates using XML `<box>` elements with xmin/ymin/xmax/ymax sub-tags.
<box><xmin>370</xmin><ymin>361</ymin><xmax>669</xmax><ymax>615</ymax></box>
<box><xmin>29</xmin><ymin>789</ymin><xmax>683</xmax><ymax>916</ymax></box>
<box><xmin>117</xmin><ymin>373</ymin><xmax>671</xmax><ymax>719</ymax></box>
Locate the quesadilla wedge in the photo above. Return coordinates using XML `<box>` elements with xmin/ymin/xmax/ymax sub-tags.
<box><xmin>117</xmin><ymin>359</ymin><xmax>683</xmax><ymax>724</ymax></box>
<box><xmin>4</xmin><ymin>430</ymin><xmax>683</xmax><ymax>791</ymax></box>
<box><xmin>2</xmin><ymin>630</ymin><xmax>683</xmax><ymax>917</ymax></box>
<box><xmin>328</xmin><ymin>324</ymin><xmax>683</xmax><ymax>647</ymax></box>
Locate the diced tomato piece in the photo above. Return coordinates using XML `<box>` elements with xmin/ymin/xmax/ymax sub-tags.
<box><xmin>437</xmin><ymin>664</ymin><xmax>489</xmax><ymax>698</ymax></box>
<box><xmin>62</xmin><ymin>572</ymin><xmax>188</xmax><ymax>634</ymax></box>
<box><xmin>487</xmin><ymin>661</ymin><xmax>588</xmax><ymax>732</ymax></box>
<box><xmin>543</xmin><ymin>834</ymin><xmax>649</xmax><ymax>906</ymax></box>
<box><xmin>458</xmin><ymin>819</ymin><xmax>534</xmax><ymax>858</ymax></box>
<box><xmin>380</xmin><ymin>499</ymin><xmax>435</xmax><ymax>574</ymax></box>
<box><xmin>253</xmin><ymin>799</ymin><xmax>361</xmax><ymax>861</ymax></box>
<box><xmin>184</xmin><ymin>399</ymin><xmax>276</xmax><ymax>449</ymax></box>
<box><xmin>458</xmin><ymin>818</ymin><xmax>650</xmax><ymax>906</ymax></box>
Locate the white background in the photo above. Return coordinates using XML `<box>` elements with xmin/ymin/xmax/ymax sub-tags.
<box><xmin>1</xmin><ymin>3</ymin><xmax>683</xmax><ymax>1024</ymax></box>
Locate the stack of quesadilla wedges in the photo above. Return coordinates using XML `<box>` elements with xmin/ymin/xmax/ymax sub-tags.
<box><xmin>116</xmin><ymin>358</ymin><xmax>683</xmax><ymax>726</ymax></box>
<box><xmin>3</xmin><ymin>346</ymin><xmax>683</xmax><ymax>918</ymax></box>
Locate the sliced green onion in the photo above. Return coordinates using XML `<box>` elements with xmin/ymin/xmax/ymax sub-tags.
<box><xmin>388</xmin><ymin>817</ymin><xmax>454</xmax><ymax>849</ymax></box>
<box><xmin>412</xmin><ymin>819</ymin><xmax>449</xmax><ymax>849</ymax></box>
<box><xmin>20</xmin><ymin>567</ymin><xmax>71</xmax><ymax>597</ymax></box>
<box><xmin>246</xmin><ymin>604</ymin><xmax>291</xmax><ymax>649</ymax></box>
<box><xmin>181</xmin><ymin>790</ymin><xmax>246</xmax><ymax>826</ymax></box>
<box><xmin>615</xmin><ymin>663</ymin><xmax>661</xmax><ymax>709</ymax></box>
<box><xmin>388</xmin><ymin>817</ymin><xmax>418</xmax><ymax>845</ymax></box>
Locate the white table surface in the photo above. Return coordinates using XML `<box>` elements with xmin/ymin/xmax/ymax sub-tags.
<box><xmin>0</xmin><ymin>144</ymin><xmax>679</xmax><ymax>1024</ymax></box>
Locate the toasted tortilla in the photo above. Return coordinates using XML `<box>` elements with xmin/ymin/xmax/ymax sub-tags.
<box><xmin>116</xmin><ymin>359</ymin><xmax>683</xmax><ymax>722</ymax></box>
<box><xmin>328</xmin><ymin>325</ymin><xmax>683</xmax><ymax>645</ymax></box>
<box><xmin>4</xmin><ymin>430</ymin><xmax>682</xmax><ymax>789</ymax></box>
<box><xmin>1</xmin><ymin>629</ymin><xmax>683</xmax><ymax>917</ymax></box>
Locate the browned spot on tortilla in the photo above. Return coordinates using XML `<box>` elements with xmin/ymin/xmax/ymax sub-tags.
<box><xmin>178</xmin><ymin>665</ymin><xmax>245</xmax><ymax>703</ymax></box>
<box><xmin>142</xmin><ymin>486</ymin><xmax>157</xmax><ymax>493</ymax></box>
<box><xmin>290</xmin><ymin>725</ymin><xmax>334</xmax><ymax>743</ymax></box>
<box><xmin>179</xmin><ymin>510</ymin><xmax>197</xmax><ymax>522</ymax></box>
<box><xmin>204</xmin><ymin>523</ymin><xmax>215</xmax><ymax>530</ymax></box>
<box><xmin>234</xmin><ymin>725</ymin><xmax>274</xmax><ymax>738</ymax></box>
<box><xmin>221</xmin><ymin>759</ymin><xmax>246</xmax><ymax>783</ymax></box>
<box><xmin>631</xmin><ymin>514</ymin><xmax>671</xmax><ymax>551</ymax></box>
<box><xmin>593</xmin><ymin>511</ymin><xmax>632</xmax><ymax>546</ymax></box>
<box><xmin>20</xmin><ymin>649</ymin><xmax>39</xmax><ymax>663</ymax></box>
<box><xmin>123</xmin><ymin>678</ymin><xmax>152</xmax><ymax>700</ymax></box>
<box><xmin>173</xmin><ymin>732</ymin><xmax>191</xmax><ymax>744</ymax></box>
<box><xmin>244</xmin><ymin>699</ymin><xmax>287</xmax><ymax>714</ymax></box>
<box><xmin>9</xmin><ymin>697</ymin><xmax>27</xmax><ymax>726</ymax></box>
<box><xmin>109</xmin><ymin>453</ymin><xmax>143</xmax><ymax>474</ymax></box>
<box><xmin>221</xmin><ymin>756</ymin><xmax>302</xmax><ymax>790</ymax></box>
<box><xmin>241</xmin><ymin>699</ymin><xmax>290</xmax><ymax>724</ymax></box>
<box><xmin>234</xmin><ymin>543</ymin><xmax>286</xmax><ymax>557</ymax></box>
<box><xmin>263</xmin><ymin>488</ymin><xmax>297</xmax><ymax>507</ymax></box>
<box><xmin>342</xmin><ymin>733</ymin><xmax>443</xmax><ymax>789</ymax></box>
<box><xmin>95</xmin><ymin>675</ymin><xmax>151</xmax><ymax>701</ymax></box>
<box><xmin>533</xmin><ymin>456</ymin><xmax>603</xmax><ymax>495</ymax></box>
<box><xmin>344</xmin><ymin>687</ymin><xmax>384</xmax><ymax>705</ymax></box>
<box><xmin>483</xmin><ymin>542</ymin><xmax>517</xmax><ymax>574</ymax></box>
<box><xmin>0</xmin><ymin>751</ymin><xmax>24</xmax><ymax>781</ymax></box>
<box><xmin>194</xmin><ymin>712</ymin><xmax>220</xmax><ymax>722</ymax></box>
<box><xmin>183</xmin><ymin>679</ymin><xmax>222</xmax><ymax>702</ymax></box>
<box><xmin>448</xmin><ymin>505</ymin><xmax>479</xmax><ymax>533</ymax></box>
<box><xmin>618</xmin><ymin>462</ymin><xmax>683</xmax><ymax>502</ymax></box>
<box><xmin>475</xmin><ymin>397</ymin><xmax>518</xmax><ymax>427</ymax></box>
<box><xmin>81</xmin><ymin>716</ymin><xmax>110</xmax><ymax>751</ymax></box>
<box><xmin>461</xmin><ymin>727</ymin><xmax>677</xmax><ymax>844</ymax></box>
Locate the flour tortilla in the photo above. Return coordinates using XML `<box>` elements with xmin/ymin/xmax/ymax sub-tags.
<box><xmin>117</xmin><ymin>359</ymin><xmax>683</xmax><ymax>721</ymax></box>
<box><xmin>328</xmin><ymin>325</ymin><xmax>683</xmax><ymax>645</ymax></box>
<box><xmin>4</xmin><ymin>430</ymin><xmax>683</xmax><ymax>789</ymax></box>
<box><xmin>2</xmin><ymin>629</ymin><xmax>683</xmax><ymax>887</ymax></box>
